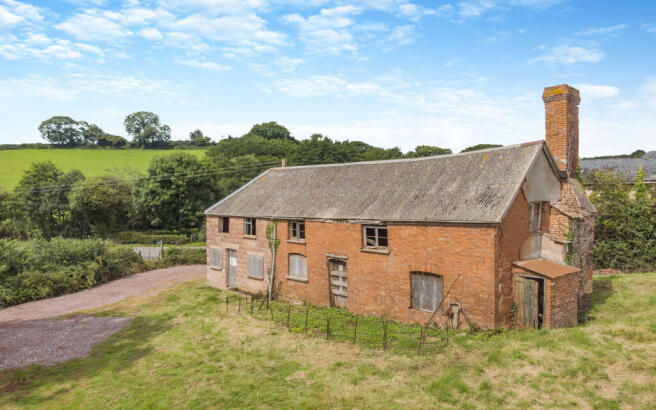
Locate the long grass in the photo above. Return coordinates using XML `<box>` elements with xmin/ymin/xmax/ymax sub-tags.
<box><xmin>0</xmin><ymin>149</ymin><xmax>206</xmax><ymax>190</ymax></box>
<box><xmin>1</xmin><ymin>273</ymin><xmax>655</xmax><ymax>408</ymax></box>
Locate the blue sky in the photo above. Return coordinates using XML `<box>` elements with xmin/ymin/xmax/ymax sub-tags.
<box><xmin>0</xmin><ymin>0</ymin><xmax>655</xmax><ymax>156</ymax></box>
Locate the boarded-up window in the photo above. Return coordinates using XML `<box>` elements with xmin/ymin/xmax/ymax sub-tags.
<box><xmin>411</xmin><ymin>272</ymin><xmax>444</xmax><ymax>312</ymax></box>
<box><xmin>289</xmin><ymin>254</ymin><xmax>307</xmax><ymax>279</ymax></box>
<box><xmin>247</xmin><ymin>254</ymin><xmax>264</xmax><ymax>279</ymax></box>
<box><xmin>209</xmin><ymin>248</ymin><xmax>222</xmax><ymax>269</ymax></box>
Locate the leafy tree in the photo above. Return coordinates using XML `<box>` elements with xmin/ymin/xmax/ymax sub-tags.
<box><xmin>14</xmin><ymin>161</ymin><xmax>84</xmax><ymax>238</ymax></box>
<box><xmin>38</xmin><ymin>116</ymin><xmax>82</xmax><ymax>146</ymax></box>
<box><xmin>460</xmin><ymin>144</ymin><xmax>502</xmax><ymax>153</ymax></box>
<box><xmin>69</xmin><ymin>176</ymin><xmax>134</xmax><ymax>236</ymax></box>
<box><xmin>247</xmin><ymin>122</ymin><xmax>295</xmax><ymax>141</ymax></box>
<box><xmin>189</xmin><ymin>129</ymin><xmax>212</xmax><ymax>146</ymax></box>
<box><xmin>96</xmin><ymin>134</ymin><xmax>128</xmax><ymax>148</ymax></box>
<box><xmin>136</xmin><ymin>153</ymin><xmax>219</xmax><ymax>230</ymax></box>
<box><xmin>124</xmin><ymin>111</ymin><xmax>171</xmax><ymax>148</ymax></box>
<box><xmin>78</xmin><ymin>121</ymin><xmax>105</xmax><ymax>144</ymax></box>
<box><xmin>405</xmin><ymin>145</ymin><xmax>452</xmax><ymax>158</ymax></box>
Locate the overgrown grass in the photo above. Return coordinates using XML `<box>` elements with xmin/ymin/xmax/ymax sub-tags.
<box><xmin>0</xmin><ymin>149</ymin><xmax>206</xmax><ymax>190</ymax></box>
<box><xmin>1</xmin><ymin>273</ymin><xmax>655</xmax><ymax>408</ymax></box>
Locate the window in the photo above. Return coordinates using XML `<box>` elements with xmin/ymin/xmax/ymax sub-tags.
<box><xmin>209</xmin><ymin>248</ymin><xmax>222</xmax><ymax>269</ymax></box>
<box><xmin>411</xmin><ymin>272</ymin><xmax>444</xmax><ymax>312</ymax></box>
<box><xmin>218</xmin><ymin>217</ymin><xmax>229</xmax><ymax>233</ymax></box>
<box><xmin>289</xmin><ymin>221</ymin><xmax>305</xmax><ymax>241</ymax></box>
<box><xmin>288</xmin><ymin>254</ymin><xmax>307</xmax><ymax>280</ymax></box>
<box><xmin>363</xmin><ymin>225</ymin><xmax>388</xmax><ymax>248</ymax></box>
<box><xmin>529</xmin><ymin>203</ymin><xmax>543</xmax><ymax>233</ymax></box>
<box><xmin>244</xmin><ymin>217</ymin><xmax>256</xmax><ymax>236</ymax></box>
<box><xmin>247</xmin><ymin>254</ymin><xmax>264</xmax><ymax>279</ymax></box>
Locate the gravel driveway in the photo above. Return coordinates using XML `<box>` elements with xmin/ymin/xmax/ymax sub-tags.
<box><xmin>0</xmin><ymin>265</ymin><xmax>206</xmax><ymax>370</ymax></box>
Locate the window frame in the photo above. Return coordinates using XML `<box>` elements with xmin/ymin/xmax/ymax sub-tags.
<box><xmin>410</xmin><ymin>272</ymin><xmax>444</xmax><ymax>313</ymax></box>
<box><xmin>208</xmin><ymin>247</ymin><xmax>223</xmax><ymax>270</ymax></box>
<box><xmin>244</xmin><ymin>217</ymin><xmax>256</xmax><ymax>237</ymax></box>
<box><xmin>288</xmin><ymin>253</ymin><xmax>308</xmax><ymax>281</ymax></box>
<box><xmin>218</xmin><ymin>216</ymin><xmax>230</xmax><ymax>233</ymax></box>
<box><xmin>362</xmin><ymin>225</ymin><xmax>389</xmax><ymax>249</ymax></box>
<box><xmin>247</xmin><ymin>253</ymin><xmax>264</xmax><ymax>280</ymax></box>
<box><xmin>529</xmin><ymin>202</ymin><xmax>543</xmax><ymax>233</ymax></box>
<box><xmin>289</xmin><ymin>220</ymin><xmax>306</xmax><ymax>242</ymax></box>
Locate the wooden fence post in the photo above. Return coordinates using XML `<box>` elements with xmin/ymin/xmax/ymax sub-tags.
<box><xmin>226</xmin><ymin>296</ymin><xmax>229</xmax><ymax>313</ymax></box>
<box><xmin>382</xmin><ymin>318</ymin><xmax>388</xmax><ymax>350</ymax></box>
<box><xmin>238</xmin><ymin>297</ymin><xmax>241</xmax><ymax>313</ymax></box>
<box><xmin>353</xmin><ymin>316</ymin><xmax>359</xmax><ymax>344</ymax></box>
<box><xmin>250</xmin><ymin>295</ymin><xmax>254</xmax><ymax>315</ymax></box>
<box><xmin>286</xmin><ymin>303</ymin><xmax>291</xmax><ymax>330</ymax></box>
<box><xmin>304</xmin><ymin>304</ymin><xmax>309</xmax><ymax>330</ymax></box>
<box><xmin>326</xmin><ymin>315</ymin><xmax>331</xmax><ymax>340</ymax></box>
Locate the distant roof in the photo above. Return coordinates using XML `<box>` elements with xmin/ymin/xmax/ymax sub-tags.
<box><xmin>580</xmin><ymin>151</ymin><xmax>656</xmax><ymax>182</ymax></box>
<box><xmin>513</xmin><ymin>258</ymin><xmax>581</xmax><ymax>279</ymax></box>
<box><xmin>206</xmin><ymin>142</ymin><xmax>554</xmax><ymax>224</ymax></box>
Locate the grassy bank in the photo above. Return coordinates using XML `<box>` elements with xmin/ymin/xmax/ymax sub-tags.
<box><xmin>1</xmin><ymin>273</ymin><xmax>655</xmax><ymax>408</ymax></box>
<box><xmin>0</xmin><ymin>149</ymin><xmax>206</xmax><ymax>190</ymax></box>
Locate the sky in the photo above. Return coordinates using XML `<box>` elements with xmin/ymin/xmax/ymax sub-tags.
<box><xmin>0</xmin><ymin>0</ymin><xmax>655</xmax><ymax>156</ymax></box>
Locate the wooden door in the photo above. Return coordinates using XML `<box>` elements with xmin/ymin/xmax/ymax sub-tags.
<box><xmin>513</xmin><ymin>276</ymin><xmax>539</xmax><ymax>329</ymax></box>
<box><xmin>227</xmin><ymin>250</ymin><xmax>237</xmax><ymax>288</ymax></box>
<box><xmin>329</xmin><ymin>260</ymin><xmax>347</xmax><ymax>308</ymax></box>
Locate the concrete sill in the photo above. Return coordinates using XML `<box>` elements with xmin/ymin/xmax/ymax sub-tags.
<box><xmin>360</xmin><ymin>247</ymin><xmax>390</xmax><ymax>255</ymax></box>
<box><xmin>247</xmin><ymin>275</ymin><xmax>264</xmax><ymax>281</ymax></box>
<box><xmin>286</xmin><ymin>239</ymin><xmax>306</xmax><ymax>244</ymax></box>
<box><xmin>242</xmin><ymin>235</ymin><xmax>257</xmax><ymax>240</ymax></box>
<box><xmin>208</xmin><ymin>266</ymin><xmax>223</xmax><ymax>271</ymax></box>
<box><xmin>287</xmin><ymin>275</ymin><xmax>308</xmax><ymax>283</ymax></box>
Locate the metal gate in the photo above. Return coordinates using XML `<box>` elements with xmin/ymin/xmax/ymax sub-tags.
<box><xmin>227</xmin><ymin>250</ymin><xmax>237</xmax><ymax>288</ymax></box>
<box><xmin>513</xmin><ymin>276</ymin><xmax>539</xmax><ymax>329</ymax></box>
<box><xmin>329</xmin><ymin>260</ymin><xmax>347</xmax><ymax>308</ymax></box>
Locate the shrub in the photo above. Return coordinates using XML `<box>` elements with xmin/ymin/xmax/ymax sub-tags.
<box><xmin>0</xmin><ymin>238</ymin><xmax>146</xmax><ymax>307</ymax></box>
<box><xmin>110</xmin><ymin>231</ymin><xmax>190</xmax><ymax>245</ymax></box>
<box><xmin>155</xmin><ymin>247</ymin><xmax>206</xmax><ymax>268</ymax></box>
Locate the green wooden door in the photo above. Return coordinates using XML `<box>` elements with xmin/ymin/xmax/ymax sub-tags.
<box><xmin>514</xmin><ymin>276</ymin><xmax>539</xmax><ymax>329</ymax></box>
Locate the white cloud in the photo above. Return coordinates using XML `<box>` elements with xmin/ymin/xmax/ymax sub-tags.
<box><xmin>283</xmin><ymin>6</ymin><xmax>361</xmax><ymax>54</ymax></box>
<box><xmin>0</xmin><ymin>34</ymin><xmax>102</xmax><ymax>60</ymax></box>
<box><xmin>175</xmin><ymin>58</ymin><xmax>231</xmax><ymax>71</ymax></box>
<box><xmin>642</xmin><ymin>23</ymin><xmax>656</xmax><ymax>34</ymax></box>
<box><xmin>396</xmin><ymin>3</ymin><xmax>436</xmax><ymax>21</ymax></box>
<box><xmin>387</xmin><ymin>25</ymin><xmax>416</xmax><ymax>46</ymax></box>
<box><xmin>139</xmin><ymin>27</ymin><xmax>164</xmax><ymax>41</ymax></box>
<box><xmin>164</xmin><ymin>31</ymin><xmax>211</xmax><ymax>52</ymax></box>
<box><xmin>576</xmin><ymin>84</ymin><xmax>619</xmax><ymax>99</ymax></box>
<box><xmin>55</xmin><ymin>11</ymin><xmax>132</xmax><ymax>42</ymax></box>
<box><xmin>531</xmin><ymin>44</ymin><xmax>604</xmax><ymax>65</ymax></box>
<box><xmin>576</xmin><ymin>24</ymin><xmax>627</xmax><ymax>38</ymax></box>
<box><xmin>271</xmin><ymin>75</ymin><xmax>380</xmax><ymax>97</ymax></box>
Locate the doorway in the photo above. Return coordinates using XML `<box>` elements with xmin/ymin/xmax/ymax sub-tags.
<box><xmin>513</xmin><ymin>276</ymin><xmax>544</xmax><ymax>329</ymax></box>
<box><xmin>227</xmin><ymin>249</ymin><xmax>237</xmax><ymax>288</ymax></box>
<box><xmin>328</xmin><ymin>259</ymin><xmax>348</xmax><ymax>308</ymax></box>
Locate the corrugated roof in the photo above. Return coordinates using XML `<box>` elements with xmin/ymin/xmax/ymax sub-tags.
<box><xmin>580</xmin><ymin>154</ymin><xmax>656</xmax><ymax>182</ymax></box>
<box><xmin>206</xmin><ymin>142</ymin><xmax>549</xmax><ymax>224</ymax></box>
<box><xmin>513</xmin><ymin>258</ymin><xmax>581</xmax><ymax>279</ymax></box>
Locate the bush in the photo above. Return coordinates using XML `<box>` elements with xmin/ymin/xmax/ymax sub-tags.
<box><xmin>155</xmin><ymin>247</ymin><xmax>206</xmax><ymax>268</ymax></box>
<box><xmin>110</xmin><ymin>231</ymin><xmax>190</xmax><ymax>245</ymax></box>
<box><xmin>0</xmin><ymin>238</ymin><xmax>146</xmax><ymax>307</ymax></box>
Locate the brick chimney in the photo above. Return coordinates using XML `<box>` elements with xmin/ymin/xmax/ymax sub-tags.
<box><xmin>542</xmin><ymin>84</ymin><xmax>580</xmax><ymax>177</ymax></box>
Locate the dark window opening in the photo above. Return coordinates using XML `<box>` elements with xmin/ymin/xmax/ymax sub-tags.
<box><xmin>290</xmin><ymin>221</ymin><xmax>305</xmax><ymax>241</ymax></box>
<box><xmin>244</xmin><ymin>218</ymin><xmax>256</xmax><ymax>236</ymax></box>
<box><xmin>529</xmin><ymin>203</ymin><xmax>543</xmax><ymax>233</ymax></box>
<box><xmin>363</xmin><ymin>225</ymin><xmax>388</xmax><ymax>248</ymax></box>
<box><xmin>410</xmin><ymin>272</ymin><xmax>444</xmax><ymax>312</ymax></box>
<box><xmin>218</xmin><ymin>217</ymin><xmax>230</xmax><ymax>233</ymax></box>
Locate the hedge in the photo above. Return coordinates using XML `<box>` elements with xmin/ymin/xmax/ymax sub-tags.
<box><xmin>154</xmin><ymin>247</ymin><xmax>206</xmax><ymax>268</ymax></box>
<box><xmin>110</xmin><ymin>231</ymin><xmax>191</xmax><ymax>245</ymax></box>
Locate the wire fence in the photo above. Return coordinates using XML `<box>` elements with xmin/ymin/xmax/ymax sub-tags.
<box><xmin>219</xmin><ymin>292</ymin><xmax>451</xmax><ymax>355</ymax></box>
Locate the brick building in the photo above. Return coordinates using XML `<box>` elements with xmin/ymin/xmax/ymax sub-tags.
<box><xmin>205</xmin><ymin>84</ymin><xmax>596</xmax><ymax>329</ymax></box>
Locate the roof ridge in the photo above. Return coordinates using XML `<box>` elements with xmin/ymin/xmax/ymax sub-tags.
<box><xmin>273</xmin><ymin>140</ymin><xmax>545</xmax><ymax>170</ymax></box>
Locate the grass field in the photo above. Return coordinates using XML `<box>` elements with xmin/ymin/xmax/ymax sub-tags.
<box><xmin>0</xmin><ymin>149</ymin><xmax>207</xmax><ymax>190</ymax></box>
<box><xmin>1</xmin><ymin>273</ymin><xmax>655</xmax><ymax>408</ymax></box>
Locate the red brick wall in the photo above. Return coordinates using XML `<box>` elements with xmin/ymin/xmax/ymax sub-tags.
<box><xmin>206</xmin><ymin>216</ymin><xmax>271</xmax><ymax>294</ymax></box>
<box><xmin>496</xmin><ymin>190</ymin><xmax>530</xmax><ymax>327</ymax></box>
<box><xmin>274</xmin><ymin>220</ymin><xmax>498</xmax><ymax>328</ymax></box>
<box><xmin>543</xmin><ymin>85</ymin><xmax>580</xmax><ymax>177</ymax></box>
<box><xmin>547</xmin><ymin>273</ymin><xmax>579</xmax><ymax>328</ymax></box>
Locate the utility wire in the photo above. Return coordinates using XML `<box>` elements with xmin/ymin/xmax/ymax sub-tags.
<box><xmin>13</xmin><ymin>160</ymin><xmax>281</xmax><ymax>195</ymax></box>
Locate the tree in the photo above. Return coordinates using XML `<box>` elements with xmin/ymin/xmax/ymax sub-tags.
<box><xmin>69</xmin><ymin>176</ymin><xmax>134</xmax><ymax>236</ymax></box>
<box><xmin>136</xmin><ymin>153</ymin><xmax>219</xmax><ymax>230</ymax></box>
<box><xmin>14</xmin><ymin>161</ymin><xmax>84</xmax><ymax>238</ymax></box>
<box><xmin>78</xmin><ymin>121</ymin><xmax>105</xmax><ymax>144</ymax></box>
<box><xmin>247</xmin><ymin>122</ymin><xmax>295</xmax><ymax>141</ymax></box>
<box><xmin>124</xmin><ymin>111</ymin><xmax>171</xmax><ymax>148</ymax></box>
<box><xmin>405</xmin><ymin>145</ymin><xmax>452</xmax><ymax>158</ymax></box>
<box><xmin>38</xmin><ymin>116</ymin><xmax>82</xmax><ymax>146</ymax></box>
<box><xmin>189</xmin><ymin>129</ymin><xmax>212</xmax><ymax>146</ymax></box>
<box><xmin>95</xmin><ymin>134</ymin><xmax>128</xmax><ymax>148</ymax></box>
<box><xmin>460</xmin><ymin>144</ymin><xmax>502</xmax><ymax>153</ymax></box>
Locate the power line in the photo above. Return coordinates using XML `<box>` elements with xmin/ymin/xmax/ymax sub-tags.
<box><xmin>14</xmin><ymin>160</ymin><xmax>281</xmax><ymax>195</ymax></box>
